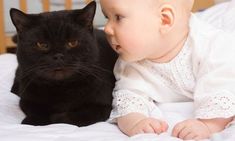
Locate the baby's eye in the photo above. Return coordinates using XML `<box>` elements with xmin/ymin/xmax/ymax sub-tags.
<box><xmin>36</xmin><ymin>42</ymin><xmax>49</xmax><ymax>51</ymax></box>
<box><xmin>102</xmin><ymin>10</ymin><xmax>108</xmax><ymax>19</ymax></box>
<box><xmin>67</xmin><ymin>40</ymin><xmax>79</xmax><ymax>48</ymax></box>
<box><xmin>115</xmin><ymin>14</ymin><xmax>122</xmax><ymax>22</ymax></box>
<box><xmin>104</xmin><ymin>14</ymin><xmax>108</xmax><ymax>19</ymax></box>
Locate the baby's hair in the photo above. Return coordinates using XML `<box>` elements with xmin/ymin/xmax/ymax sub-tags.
<box><xmin>151</xmin><ymin>0</ymin><xmax>194</xmax><ymax>12</ymax></box>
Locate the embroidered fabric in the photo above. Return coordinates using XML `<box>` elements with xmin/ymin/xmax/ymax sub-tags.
<box><xmin>110</xmin><ymin>43</ymin><xmax>197</xmax><ymax>119</ymax></box>
<box><xmin>142</xmin><ymin>40</ymin><xmax>196</xmax><ymax>95</ymax></box>
<box><xmin>195</xmin><ymin>92</ymin><xmax>235</xmax><ymax>119</ymax></box>
<box><xmin>111</xmin><ymin>34</ymin><xmax>235</xmax><ymax>120</ymax></box>
<box><xmin>109</xmin><ymin>90</ymin><xmax>155</xmax><ymax>120</ymax></box>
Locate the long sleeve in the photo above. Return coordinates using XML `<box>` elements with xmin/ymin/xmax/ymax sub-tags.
<box><xmin>108</xmin><ymin>58</ymin><xmax>158</xmax><ymax>122</ymax></box>
<box><xmin>193</xmin><ymin>32</ymin><xmax>235</xmax><ymax>119</ymax></box>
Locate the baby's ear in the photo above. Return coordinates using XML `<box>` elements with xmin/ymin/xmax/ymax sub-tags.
<box><xmin>159</xmin><ymin>5</ymin><xmax>175</xmax><ymax>34</ymax></box>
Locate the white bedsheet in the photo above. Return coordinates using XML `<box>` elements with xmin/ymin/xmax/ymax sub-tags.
<box><xmin>196</xmin><ymin>0</ymin><xmax>235</xmax><ymax>33</ymax></box>
<box><xmin>1</xmin><ymin>1</ymin><xmax>235</xmax><ymax>140</ymax></box>
<box><xmin>1</xmin><ymin>55</ymin><xmax>235</xmax><ymax>141</ymax></box>
<box><xmin>0</xmin><ymin>54</ymin><xmax>193</xmax><ymax>141</ymax></box>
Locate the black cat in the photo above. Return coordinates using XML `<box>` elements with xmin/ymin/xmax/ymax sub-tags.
<box><xmin>10</xmin><ymin>1</ymin><xmax>117</xmax><ymax>126</ymax></box>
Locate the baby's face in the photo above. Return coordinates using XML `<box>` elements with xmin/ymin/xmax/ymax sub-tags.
<box><xmin>100</xmin><ymin>0</ymin><xmax>165</xmax><ymax>62</ymax></box>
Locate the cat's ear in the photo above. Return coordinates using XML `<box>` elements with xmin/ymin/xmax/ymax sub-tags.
<box><xmin>74</xmin><ymin>1</ymin><xmax>96</xmax><ymax>31</ymax></box>
<box><xmin>10</xmin><ymin>8</ymin><xmax>32</xmax><ymax>32</ymax></box>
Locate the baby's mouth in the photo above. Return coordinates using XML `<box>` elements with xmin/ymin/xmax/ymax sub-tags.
<box><xmin>115</xmin><ymin>45</ymin><xmax>121</xmax><ymax>51</ymax></box>
<box><xmin>111</xmin><ymin>42</ymin><xmax>121</xmax><ymax>52</ymax></box>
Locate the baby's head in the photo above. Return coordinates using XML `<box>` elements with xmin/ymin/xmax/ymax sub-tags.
<box><xmin>100</xmin><ymin>0</ymin><xmax>194</xmax><ymax>62</ymax></box>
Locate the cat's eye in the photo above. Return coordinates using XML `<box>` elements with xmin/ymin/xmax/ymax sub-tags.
<box><xmin>67</xmin><ymin>40</ymin><xmax>79</xmax><ymax>48</ymax></box>
<box><xmin>36</xmin><ymin>42</ymin><xmax>49</xmax><ymax>51</ymax></box>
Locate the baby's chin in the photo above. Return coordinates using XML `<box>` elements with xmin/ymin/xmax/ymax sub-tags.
<box><xmin>119</xmin><ymin>55</ymin><xmax>144</xmax><ymax>63</ymax></box>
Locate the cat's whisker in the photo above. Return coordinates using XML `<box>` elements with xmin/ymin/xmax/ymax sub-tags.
<box><xmin>18</xmin><ymin>75</ymin><xmax>36</xmax><ymax>95</ymax></box>
<box><xmin>69</xmin><ymin>63</ymin><xmax>113</xmax><ymax>85</ymax></box>
<box><xmin>90</xmin><ymin>64</ymin><xmax>112</xmax><ymax>73</ymax></box>
<box><xmin>20</xmin><ymin>64</ymin><xmax>49</xmax><ymax>79</ymax></box>
<box><xmin>10</xmin><ymin>3</ymin><xmax>116</xmax><ymax>127</ymax></box>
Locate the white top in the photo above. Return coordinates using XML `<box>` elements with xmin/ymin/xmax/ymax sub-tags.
<box><xmin>109</xmin><ymin>14</ymin><xmax>235</xmax><ymax>122</ymax></box>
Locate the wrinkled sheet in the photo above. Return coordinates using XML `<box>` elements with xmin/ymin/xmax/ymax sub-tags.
<box><xmin>1</xmin><ymin>1</ymin><xmax>235</xmax><ymax>140</ymax></box>
<box><xmin>0</xmin><ymin>54</ymin><xmax>235</xmax><ymax>141</ymax></box>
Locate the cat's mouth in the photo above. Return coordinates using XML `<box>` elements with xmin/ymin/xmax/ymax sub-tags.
<box><xmin>54</xmin><ymin>68</ymin><xmax>64</xmax><ymax>72</ymax></box>
<box><xmin>46</xmin><ymin>67</ymin><xmax>74</xmax><ymax>80</ymax></box>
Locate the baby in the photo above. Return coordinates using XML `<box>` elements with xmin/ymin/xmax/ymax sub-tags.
<box><xmin>100</xmin><ymin>0</ymin><xmax>235</xmax><ymax>140</ymax></box>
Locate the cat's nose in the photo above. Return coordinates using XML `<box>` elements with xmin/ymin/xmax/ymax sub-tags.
<box><xmin>53</xmin><ymin>53</ymin><xmax>64</xmax><ymax>61</ymax></box>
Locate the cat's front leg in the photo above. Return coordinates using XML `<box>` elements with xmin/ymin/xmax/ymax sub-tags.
<box><xmin>20</xmin><ymin>99</ymin><xmax>50</xmax><ymax>126</ymax></box>
<box><xmin>50</xmin><ymin>112</ymin><xmax>73</xmax><ymax>124</ymax></box>
<box><xmin>68</xmin><ymin>104</ymin><xmax>112</xmax><ymax>127</ymax></box>
<box><xmin>22</xmin><ymin>116</ymin><xmax>50</xmax><ymax>126</ymax></box>
<box><xmin>11</xmin><ymin>68</ymin><xmax>20</xmax><ymax>96</ymax></box>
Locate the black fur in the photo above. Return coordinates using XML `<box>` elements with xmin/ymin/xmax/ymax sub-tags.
<box><xmin>10</xmin><ymin>1</ymin><xmax>117</xmax><ymax>126</ymax></box>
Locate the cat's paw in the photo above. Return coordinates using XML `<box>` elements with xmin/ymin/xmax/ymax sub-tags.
<box><xmin>50</xmin><ymin>113</ymin><xmax>71</xmax><ymax>124</ymax></box>
<box><xmin>21</xmin><ymin>117</ymin><xmax>34</xmax><ymax>125</ymax></box>
<box><xmin>22</xmin><ymin>116</ymin><xmax>50</xmax><ymax>125</ymax></box>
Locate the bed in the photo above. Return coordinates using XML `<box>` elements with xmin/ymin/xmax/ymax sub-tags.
<box><xmin>1</xmin><ymin>1</ymin><xmax>235</xmax><ymax>141</ymax></box>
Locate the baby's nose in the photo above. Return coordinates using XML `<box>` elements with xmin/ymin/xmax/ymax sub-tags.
<box><xmin>104</xmin><ymin>22</ymin><xmax>114</xmax><ymax>36</ymax></box>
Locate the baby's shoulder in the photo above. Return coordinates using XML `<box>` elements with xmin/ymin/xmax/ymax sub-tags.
<box><xmin>114</xmin><ymin>58</ymin><xmax>147</xmax><ymax>70</ymax></box>
<box><xmin>114</xmin><ymin>58</ymin><xmax>151</xmax><ymax>78</ymax></box>
<box><xmin>190</xmin><ymin>17</ymin><xmax>235</xmax><ymax>52</ymax></box>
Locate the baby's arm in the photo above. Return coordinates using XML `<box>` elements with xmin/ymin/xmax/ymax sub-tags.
<box><xmin>117</xmin><ymin>113</ymin><xmax>168</xmax><ymax>136</ymax></box>
<box><xmin>111</xmin><ymin>59</ymin><xmax>168</xmax><ymax>136</ymax></box>
<box><xmin>173</xmin><ymin>32</ymin><xmax>235</xmax><ymax>140</ymax></box>
<box><xmin>199</xmin><ymin>117</ymin><xmax>233</xmax><ymax>134</ymax></box>
<box><xmin>172</xmin><ymin>117</ymin><xmax>233</xmax><ymax>140</ymax></box>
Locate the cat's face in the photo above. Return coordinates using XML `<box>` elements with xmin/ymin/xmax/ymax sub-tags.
<box><xmin>10</xmin><ymin>2</ymin><xmax>99</xmax><ymax>81</ymax></box>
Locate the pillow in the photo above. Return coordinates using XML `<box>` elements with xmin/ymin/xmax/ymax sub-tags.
<box><xmin>196</xmin><ymin>0</ymin><xmax>235</xmax><ymax>33</ymax></box>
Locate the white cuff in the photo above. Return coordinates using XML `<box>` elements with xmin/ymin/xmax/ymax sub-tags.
<box><xmin>108</xmin><ymin>90</ymin><xmax>154</xmax><ymax>123</ymax></box>
<box><xmin>195</xmin><ymin>91</ymin><xmax>235</xmax><ymax>119</ymax></box>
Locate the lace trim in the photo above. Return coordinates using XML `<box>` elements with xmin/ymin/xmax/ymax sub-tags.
<box><xmin>109</xmin><ymin>90</ymin><xmax>154</xmax><ymax>121</ymax></box>
<box><xmin>195</xmin><ymin>93</ymin><xmax>235</xmax><ymax>119</ymax></box>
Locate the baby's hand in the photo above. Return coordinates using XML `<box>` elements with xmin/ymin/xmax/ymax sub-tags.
<box><xmin>129</xmin><ymin>117</ymin><xmax>168</xmax><ymax>136</ymax></box>
<box><xmin>172</xmin><ymin>119</ymin><xmax>210</xmax><ymax>140</ymax></box>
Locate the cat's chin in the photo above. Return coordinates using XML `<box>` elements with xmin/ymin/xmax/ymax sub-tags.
<box><xmin>44</xmin><ymin>68</ymin><xmax>74</xmax><ymax>80</ymax></box>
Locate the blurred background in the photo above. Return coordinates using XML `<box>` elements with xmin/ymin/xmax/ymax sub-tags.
<box><xmin>0</xmin><ymin>0</ymin><xmax>231</xmax><ymax>54</ymax></box>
